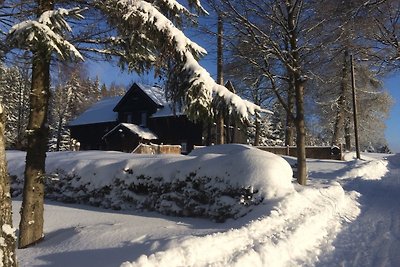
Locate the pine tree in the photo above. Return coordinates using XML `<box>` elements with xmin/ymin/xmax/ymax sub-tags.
<box><xmin>0</xmin><ymin>102</ymin><xmax>17</xmax><ymax>267</ymax></box>
<box><xmin>0</xmin><ymin>63</ymin><xmax>30</xmax><ymax>149</ymax></box>
<box><xmin>247</xmin><ymin>105</ymin><xmax>284</xmax><ymax>147</ymax></box>
<box><xmin>5</xmin><ymin>0</ymin><xmax>263</xmax><ymax>247</ymax></box>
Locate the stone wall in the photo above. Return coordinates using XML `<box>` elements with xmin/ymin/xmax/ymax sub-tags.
<box><xmin>257</xmin><ymin>145</ymin><xmax>343</xmax><ymax>160</ymax></box>
<box><xmin>133</xmin><ymin>143</ymin><xmax>182</xmax><ymax>154</ymax></box>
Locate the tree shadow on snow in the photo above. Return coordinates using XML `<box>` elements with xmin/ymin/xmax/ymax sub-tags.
<box><xmin>33</xmin><ymin>201</ymin><xmax>281</xmax><ymax>267</ymax></box>
<box><xmin>41</xmin><ymin>197</ymin><xmax>279</xmax><ymax>232</ymax></box>
<box><xmin>35</xmin><ymin>239</ymin><xmax>171</xmax><ymax>267</ymax></box>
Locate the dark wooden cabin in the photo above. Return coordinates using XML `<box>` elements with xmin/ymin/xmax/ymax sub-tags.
<box><xmin>68</xmin><ymin>83</ymin><xmax>203</xmax><ymax>153</ymax></box>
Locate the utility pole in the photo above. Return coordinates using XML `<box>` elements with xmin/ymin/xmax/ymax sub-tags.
<box><xmin>350</xmin><ymin>54</ymin><xmax>361</xmax><ymax>159</ymax></box>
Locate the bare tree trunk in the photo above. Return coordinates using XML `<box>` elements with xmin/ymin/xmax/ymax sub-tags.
<box><xmin>0</xmin><ymin>103</ymin><xmax>17</xmax><ymax>266</ymax></box>
<box><xmin>216</xmin><ymin>13</ymin><xmax>224</xmax><ymax>145</ymax></box>
<box><xmin>331</xmin><ymin>50</ymin><xmax>349</xmax><ymax>146</ymax></box>
<box><xmin>285</xmin><ymin>88</ymin><xmax>295</xmax><ymax>146</ymax></box>
<box><xmin>350</xmin><ymin>54</ymin><xmax>361</xmax><ymax>159</ymax></box>
<box><xmin>19</xmin><ymin>17</ymin><xmax>52</xmax><ymax>247</ymax></box>
<box><xmin>216</xmin><ymin>116</ymin><xmax>224</xmax><ymax>144</ymax></box>
<box><xmin>344</xmin><ymin>116</ymin><xmax>351</xmax><ymax>151</ymax></box>
<box><xmin>294</xmin><ymin>80</ymin><xmax>307</xmax><ymax>185</ymax></box>
<box><xmin>56</xmin><ymin>115</ymin><xmax>63</xmax><ymax>151</ymax></box>
<box><xmin>287</xmin><ymin>0</ymin><xmax>307</xmax><ymax>185</ymax></box>
<box><xmin>17</xmin><ymin>57</ymin><xmax>30</xmax><ymax>149</ymax></box>
<box><xmin>254</xmin><ymin>114</ymin><xmax>260</xmax><ymax>146</ymax></box>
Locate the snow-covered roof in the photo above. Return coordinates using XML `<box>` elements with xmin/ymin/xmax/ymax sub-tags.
<box><xmin>69</xmin><ymin>84</ymin><xmax>184</xmax><ymax>127</ymax></box>
<box><xmin>68</xmin><ymin>96</ymin><xmax>122</xmax><ymax>126</ymax></box>
<box><xmin>103</xmin><ymin>123</ymin><xmax>158</xmax><ymax>140</ymax></box>
<box><xmin>151</xmin><ymin>105</ymin><xmax>183</xmax><ymax>118</ymax></box>
<box><xmin>137</xmin><ymin>83</ymin><xmax>168</xmax><ymax>106</ymax></box>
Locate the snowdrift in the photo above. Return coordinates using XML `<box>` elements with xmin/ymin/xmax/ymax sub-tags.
<box><xmin>11</xmin><ymin>149</ymin><xmax>397</xmax><ymax>267</ymax></box>
<box><xmin>8</xmin><ymin>144</ymin><xmax>294</xmax><ymax>221</ymax></box>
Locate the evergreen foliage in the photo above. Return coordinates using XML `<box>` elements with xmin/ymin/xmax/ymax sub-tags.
<box><xmin>0</xmin><ymin>63</ymin><xmax>30</xmax><ymax>149</ymax></box>
<box><xmin>10</xmin><ymin>168</ymin><xmax>263</xmax><ymax>223</ymax></box>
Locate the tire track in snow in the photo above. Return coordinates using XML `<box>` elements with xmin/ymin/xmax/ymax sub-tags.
<box><xmin>121</xmin><ymin>184</ymin><xmax>359</xmax><ymax>267</ymax></box>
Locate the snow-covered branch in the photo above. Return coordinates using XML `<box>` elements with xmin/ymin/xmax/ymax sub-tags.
<box><xmin>110</xmin><ymin>0</ymin><xmax>265</xmax><ymax>119</ymax></box>
<box><xmin>7</xmin><ymin>7</ymin><xmax>85</xmax><ymax>61</ymax></box>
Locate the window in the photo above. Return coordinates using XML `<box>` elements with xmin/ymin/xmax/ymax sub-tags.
<box><xmin>127</xmin><ymin>113</ymin><xmax>133</xmax><ymax>123</ymax></box>
<box><xmin>181</xmin><ymin>142</ymin><xmax>187</xmax><ymax>154</ymax></box>
<box><xmin>141</xmin><ymin>112</ymin><xmax>147</xmax><ymax>126</ymax></box>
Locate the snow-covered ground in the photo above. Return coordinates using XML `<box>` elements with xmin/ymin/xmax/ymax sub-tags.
<box><xmin>6</xmin><ymin>145</ymin><xmax>400</xmax><ymax>267</ymax></box>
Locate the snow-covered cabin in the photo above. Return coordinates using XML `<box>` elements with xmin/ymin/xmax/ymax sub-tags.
<box><xmin>68</xmin><ymin>83</ymin><xmax>203</xmax><ymax>153</ymax></box>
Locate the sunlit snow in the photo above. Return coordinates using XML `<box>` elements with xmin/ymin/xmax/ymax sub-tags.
<box><xmin>6</xmin><ymin>146</ymin><xmax>400</xmax><ymax>266</ymax></box>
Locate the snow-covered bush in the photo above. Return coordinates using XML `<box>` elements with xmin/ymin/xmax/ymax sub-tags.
<box><xmin>8</xmin><ymin>144</ymin><xmax>294</xmax><ymax>222</ymax></box>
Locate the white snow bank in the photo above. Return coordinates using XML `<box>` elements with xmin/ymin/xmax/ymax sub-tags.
<box><xmin>7</xmin><ymin>144</ymin><xmax>294</xmax><ymax>200</ymax></box>
<box><xmin>12</xmin><ymin>147</ymin><xmax>391</xmax><ymax>267</ymax></box>
<box><xmin>338</xmin><ymin>159</ymin><xmax>389</xmax><ymax>181</ymax></box>
<box><xmin>7</xmin><ymin>145</ymin><xmax>294</xmax><ymax>221</ymax></box>
<box><xmin>189</xmin><ymin>145</ymin><xmax>294</xmax><ymax>199</ymax></box>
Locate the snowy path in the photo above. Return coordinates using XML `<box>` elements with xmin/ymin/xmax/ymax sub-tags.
<box><xmin>317</xmin><ymin>160</ymin><xmax>400</xmax><ymax>267</ymax></box>
<box><xmin>123</xmin><ymin>184</ymin><xmax>359</xmax><ymax>267</ymax></box>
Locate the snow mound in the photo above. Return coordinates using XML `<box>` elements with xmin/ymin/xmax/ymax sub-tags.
<box><xmin>189</xmin><ymin>144</ymin><xmax>294</xmax><ymax>199</ymax></box>
<box><xmin>7</xmin><ymin>145</ymin><xmax>294</xmax><ymax>221</ymax></box>
<box><xmin>339</xmin><ymin>159</ymin><xmax>388</xmax><ymax>181</ymax></box>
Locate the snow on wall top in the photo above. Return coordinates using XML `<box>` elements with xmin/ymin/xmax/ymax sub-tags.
<box><xmin>103</xmin><ymin>123</ymin><xmax>158</xmax><ymax>140</ymax></box>
<box><xmin>68</xmin><ymin>96</ymin><xmax>122</xmax><ymax>126</ymax></box>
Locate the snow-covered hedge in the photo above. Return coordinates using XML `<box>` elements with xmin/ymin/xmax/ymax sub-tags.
<box><xmin>7</xmin><ymin>144</ymin><xmax>294</xmax><ymax>222</ymax></box>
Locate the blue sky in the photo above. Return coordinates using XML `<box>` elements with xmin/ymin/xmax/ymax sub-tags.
<box><xmin>384</xmin><ymin>75</ymin><xmax>400</xmax><ymax>152</ymax></box>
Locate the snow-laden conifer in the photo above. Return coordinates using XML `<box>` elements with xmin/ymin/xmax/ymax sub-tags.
<box><xmin>97</xmin><ymin>0</ymin><xmax>260</xmax><ymax>120</ymax></box>
<box><xmin>7</xmin><ymin>7</ymin><xmax>85</xmax><ymax>60</ymax></box>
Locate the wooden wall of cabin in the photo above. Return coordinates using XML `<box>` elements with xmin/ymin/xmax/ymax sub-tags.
<box><xmin>103</xmin><ymin>130</ymin><xmax>140</xmax><ymax>152</ymax></box>
<box><xmin>69</xmin><ymin>122</ymin><xmax>118</xmax><ymax>150</ymax></box>
<box><xmin>149</xmin><ymin>116</ymin><xmax>203</xmax><ymax>153</ymax></box>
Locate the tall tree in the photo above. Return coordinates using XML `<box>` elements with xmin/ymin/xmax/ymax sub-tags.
<box><xmin>6</xmin><ymin>2</ymin><xmax>85</xmax><ymax>248</ymax></box>
<box><xmin>17</xmin><ymin>0</ymin><xmax>55</xmax><ymax>248</ymax></box>
<box><xmin>5</xmin><ymin>0</ymin><xmax>263</xmax><ymax>247</ymax></box>
<box><xmin>0</xmin><ymin>102</ymin><xmax>17</xmax><ymax>267</ymax></box>
<box><xmin>0</xmin><ymin>5</ymin><xmax>18</xmax><ymax>263</ymax></box>
<box><xmin>364</xmin><ymin>0</ymin><xmax>400</xmax><ymax>70</ymax></box>
<box><xmin>49</xmin><ymin>63</ymin><xmax>113</xmax><ymax>151</ymax></box>
<box><xmin>215</xmin><ymin>13</ymin><xmax>225</xmax><ymax>144</ymax></box>
<box><xmin>305</xmin><ymin>0</ymin><xmax>395</xmax><ymax>151</ymax></box>
<box><xmin>218</xmin><ymin>0</ymin><xmax>330</xmax><ymax>185</ymax></box>
<box><xmin>0</xmin><ymin>63</ymin><xmax>30</xmax><ymax>149</ymax></box>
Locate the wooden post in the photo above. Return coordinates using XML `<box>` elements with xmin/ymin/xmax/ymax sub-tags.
<box><xmin>350</xmin><ymin>55</ymin><xmax>361</xmax><ymax>159</ymax></box>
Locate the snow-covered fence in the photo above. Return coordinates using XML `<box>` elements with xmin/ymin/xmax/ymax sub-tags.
<box><xmin>257</xmin><ymin>145</ymin><xmax>343</xmax><ymax>160</ymax></box>
<box><xmin>132</xmin><ymin>143</ymin><xmax>181</xmax><ymax>154</ymax></box>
